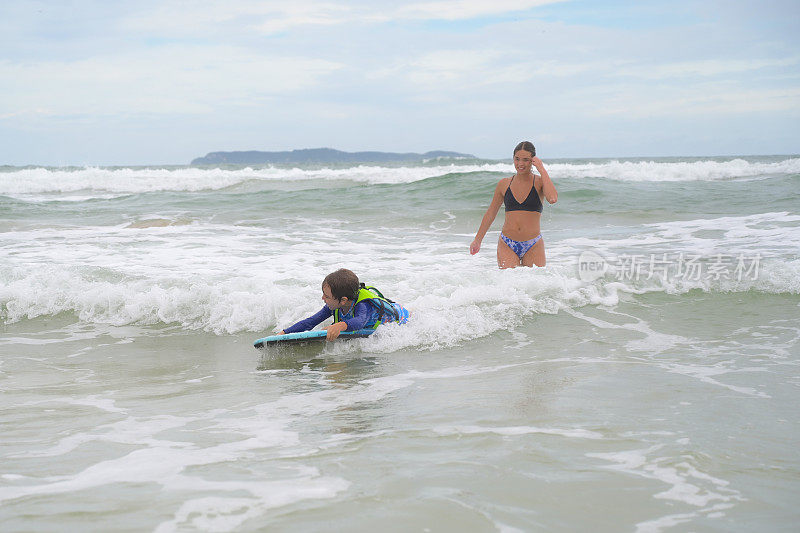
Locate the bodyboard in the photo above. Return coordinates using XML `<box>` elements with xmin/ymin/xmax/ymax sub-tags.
<box><xmin>254</xmin><ymin>329</ymin><xmax>376</xmax><ymax>349</ymax></box>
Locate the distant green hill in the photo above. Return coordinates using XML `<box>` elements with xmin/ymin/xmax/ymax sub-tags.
<box><xmin>191</xmin><ymin>147</ymin><xmax>474</xmax><ymax>165</ymax></box>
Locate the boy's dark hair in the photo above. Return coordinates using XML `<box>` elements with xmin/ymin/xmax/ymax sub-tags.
<box><xmin>323</xmin><ymin>268</ymin><xmax>360</xmax><ymax>301</ymax></box>
<box><xmin>514</xmin><ymin>140</ymin><xmax>536</xmax><ymax>157</ymax></box>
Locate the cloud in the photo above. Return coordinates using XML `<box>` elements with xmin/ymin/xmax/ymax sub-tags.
<box><xmin>589</xmin><ymin>85</ymin><xmax>800</xmax><ymax>118</ymax></box>
<box><xmin>253</xmin><ymin>4</ymin><xmax>359</xmax><ymax>34</ymax></box>
<box><xmin>395</xmin><ymin>0</ymin><xmax>565</xmax><ymax>21</ymax></box>
<box><xmin>2</xmin><ymin>0</ymin><xmax>798</xmax><ymax>164</ymax></box>
<box><xmin>0</xmin><ymin>46</ymin><xmax>343</xmax><ymax>117</ymax></box>
<box><xmin>120</xmin><ymin>1</ymin><xmax>358</xmax><ymax>36</ymax></box>
<box><xmin>376</xmin><ymin>49</ymin><xmax>513</xmax><ymax>86</ymax></box>
<box><xmin>616</xmin><ymin>57</ymin><xmax>800</xmax><ymax>80</ymax></box>
<box><xmin>370</xmin><ymin>47</ymin><xmax>610</xmax><ymax>94</ymax></box>
<box><xmin>118</xmin><ymin>0</ymin><xmax>565</xmax><ymax>36</ymax></box>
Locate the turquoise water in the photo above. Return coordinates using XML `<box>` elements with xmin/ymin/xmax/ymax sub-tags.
<box><xmin>1</xmin><ymin>155</ymin><xmax>799</xmax><ymax>531</ymax></box>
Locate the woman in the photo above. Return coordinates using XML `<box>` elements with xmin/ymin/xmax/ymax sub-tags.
<box><xmin>470</xmin><ymin>141</ymin><xmax>557</xmax><ymax>268</ymax></box>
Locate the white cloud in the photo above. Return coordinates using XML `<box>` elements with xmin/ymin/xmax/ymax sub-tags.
<box><xmin>371</xmin><ymin>48</ymin><xmax>607</xmax><ymax>92</ymax></box>
<box><xmin>395</xmin><ymin>0</ymin><xmax>565</xmax><ymax>21</ymax></box>
<box><xmin>119</xmin><ymin>0</ymin><xmax>564</xmax><ymax>36</ymax></box>
<box><xmin>403</xmin><ymin>49</ymin><xmax>511</xmax><ymax>85</ymax></box>
<box><xmin>121</xmin><ymin>1</ymin><xmax>358</xmax><ymax>36</ymax></box>
<box><xmin>0</xmin><ymin>46</ymin><xmax>343</xmax><ymax>117</ymax></box>
<box><xmin>253</xmin><ymin>4</ymin><xmax>358</xmax><ymax>34</ymax></box>
<box><xmin>590</xmin><ymin>85</ymin><xmax>800</xmax><ymax>118</ymax></box>
<box><xmin>617</xmin><ymin>57</ymin><xmax>800</xmax><ymax>80</ymax></box>
<box><xmin>2</xmin><ymin>0</ymin><xmax>798</xmax><ymax>163</ymax></box>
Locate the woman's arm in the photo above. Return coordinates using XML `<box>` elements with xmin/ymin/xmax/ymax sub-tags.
<box><xmin>533</xmin><ymin>157</ymin><xmax>557</xmax><ymax>204</ymax></box>
<box><xmin>470</xmin><ymin>180</ymin><xmax>506</xmax><ymax>254</ymax></box>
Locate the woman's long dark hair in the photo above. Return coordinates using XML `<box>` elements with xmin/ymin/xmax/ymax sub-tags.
<box><xmin>514</xmin><ymin>141</ymin><xmax>536</xmax><ymax>157</ymax></box>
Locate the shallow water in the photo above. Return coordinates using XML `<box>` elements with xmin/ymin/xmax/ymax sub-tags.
<box><xmin>2</xmin><ymin>156</ymin><xmax>799</xmax><ymax>531</ymax></box>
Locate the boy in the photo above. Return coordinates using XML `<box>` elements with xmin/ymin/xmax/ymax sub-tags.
<box><xmin>278</xmin><ymin>268</ymin><xmax>408</xmax><ymax>341</ymax></box>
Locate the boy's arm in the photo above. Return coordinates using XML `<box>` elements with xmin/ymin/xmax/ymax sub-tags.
<box><xmin>326</xmin><ymin>302</ymin><xmax>371</xmax><ymax>341</ymax></box>
<box><xmin>343</xmin><ymin>301</ymin><xmax>372</xmax><ymax>330</ymax></box>
<box><xmin>326</xmin><ymin>301</ymin><xmax>371</xmax><ymax>340</ymax></box>
<box><xmin>282</xmin><ymin>306</ymin><xmax>332</xmax><ymax>334</ymax></box>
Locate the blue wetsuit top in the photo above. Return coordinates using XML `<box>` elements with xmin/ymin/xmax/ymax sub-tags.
<box><xmin>504</xmin><ymin>176</ymin><xmax>542</xmax><ymax>213</ymax></box>
<box><xmin>283</xmin><ymin>301</ymin><xmax>379</xmax><ymax>334</ymax></box>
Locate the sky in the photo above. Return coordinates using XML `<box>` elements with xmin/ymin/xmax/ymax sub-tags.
<box><xmin>1</xmin><ymin>0</ymin><xmax>798</xmax><ymax>166</ymax></box>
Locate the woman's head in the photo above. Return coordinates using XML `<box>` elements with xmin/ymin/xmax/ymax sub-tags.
<box><xmin>322</xmin><ymin>268</ymin><xmax>360</xmax><ymax>303</ymax></box>
<box><xmin>513</xmin><ymin>141</ymin><xmax>536</xmax><ymax>157</ymax></box>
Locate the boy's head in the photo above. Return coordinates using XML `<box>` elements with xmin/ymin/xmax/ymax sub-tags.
<box><xmin>322</xmin><ymin>268</ymin><xmax>360</xmax><ymax>308</ymax></box>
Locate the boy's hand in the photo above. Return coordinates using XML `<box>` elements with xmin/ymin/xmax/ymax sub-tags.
<box><xmin>326</xmin><ymin>322</ymin><xmax>348</xmax><ymax>341</ymax></box>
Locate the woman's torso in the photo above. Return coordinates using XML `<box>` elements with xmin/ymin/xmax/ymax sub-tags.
<box><xmin>501</xmin><ymin>175</ymin><xmax>542</xmax><ymax>240</ymax></box>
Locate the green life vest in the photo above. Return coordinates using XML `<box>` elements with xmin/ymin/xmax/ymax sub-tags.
<box><xmin>332</xmin><ymin>285</ymin><xmax>399</xmax><ymax>329</ymax></box>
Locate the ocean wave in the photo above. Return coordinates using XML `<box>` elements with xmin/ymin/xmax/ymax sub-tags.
<box><xmin>0</xmin><ymin>163</ymin><xmax>509</xmax><ymax>197</ymax></box>
<box><xmin>548</xmin><ymin>157</ymin><xmax>800</xmax><ymax>182</ymax></box>
<box><xmin>2</xmin><ymin>256</ymin><xmax>796</xmax><ymax>347</ymax></box>
<box><xmin>3</xmin><ymin>209</ymin><xmax>798</xmax><ymax>349</ymax></box>
<box><xmin>1</xmin><ymin>157</ymin><xmax>798</xmax><ymax>198</ymax></box>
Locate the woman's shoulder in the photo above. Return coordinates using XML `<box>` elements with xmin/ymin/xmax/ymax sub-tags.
<box><xmin>496</xmin><ymin>176</ymin><xmax>512</xmax><ymax>189</ymax></box>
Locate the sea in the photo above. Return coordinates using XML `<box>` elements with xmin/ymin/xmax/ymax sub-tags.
<box><xmin>1</xmin><ymin>155</ymin><xmax>798</xmax><ymax>532</ymax></box>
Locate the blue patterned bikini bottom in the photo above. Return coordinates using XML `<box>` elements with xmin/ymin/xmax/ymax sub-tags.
<box><xmin>500</xmin><ymin>232</ymin><xmax>542</xmax><ymax>259</ymax></box>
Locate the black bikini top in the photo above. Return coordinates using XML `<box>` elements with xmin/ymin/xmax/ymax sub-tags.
<box><xmin>503</xmin><ymin>176</ymin><xmax>542</xmax><ymax>213</ymax></box>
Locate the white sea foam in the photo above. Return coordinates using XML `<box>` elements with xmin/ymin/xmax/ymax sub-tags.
<box><xmin>0</xmin><ymin>163</ymin><xmax>509</xmax><ymax>198</ymax></box>
<box><xmin>563</xmin><ymin>308</ymin><xmax>690</xmax><ymax>356</ymax></box>
<box><xmin>549</xmin><ymin>157</ymin><xmax>800</xmax><ymax>181</ymax></box>
<box><xmin>10</xmin><ymin>415</ymin><xmax>192</xmax><ymax>458</ymax></box>
<box><xmin>154</xmin><ymin>474</ymin><xmax>350</xmax><ymax>533</ymax></box>
<box><xmin>2</xmin><ymin>215</ymin><xmax>798</xmax><ymax>348</ymax></box>
<box><xmin>433</xmin><ymin>424</ymin><xmax>603</xmax><ymax>439</ymax></box>
<box><xmin>0</xmin><ymin>386</ymin><xmax>349</xmax><ymax>527</ymax></box>
<box><xmin>0</xmin><ymin>443</ymin><xmax>349</xmax><ymax>529</ymax></box>
<box><xmin>586</xmin><ymin>445</ymin><xmax>742</xmax><ymax>508</ymax></box>
<box><xmin>1</xmin><ymin>360</ymin><xmax>531</xmax><ymax>526</ymax></box>
<box><xmin>560</xmin><ymin>211</ymin><xmax>800</xmax><ymax>294</ymax></box>
<box><xmin>658</xmin><ymin>362</ymin><xmax>771</xmax><ymax>398</ymax></box>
